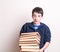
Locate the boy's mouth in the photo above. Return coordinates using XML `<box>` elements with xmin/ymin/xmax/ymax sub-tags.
<box><xmin>34</xmin><ymin>20</ymin><xmax>38</xmax><ymax>22</ymax></box>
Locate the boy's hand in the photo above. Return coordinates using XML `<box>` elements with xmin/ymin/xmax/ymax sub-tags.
<box><xmin>39</xmin><ymin>48</ymin><xmax>44</xmax><ymax>52</ymax></box>
<box><xmin>19</xmin><ymin>46</ymin><xmax>21</xmax><ymax>52</ymax></box>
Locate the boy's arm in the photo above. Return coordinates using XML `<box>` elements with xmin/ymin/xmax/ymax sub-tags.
<box><xmin>40</xmin><ymin>26</ymin><xmax>51</xmax><ymax>52</ymax></box>
<box><xmin>39</xmin><ymin>42</ymin><xmax>50</xmax><ymax>52</ymax></box>
<box><xmin>19</xmin><ymin>46</ymin><xmax>21</xmax><ymax>52</ymax></box>
<box><xmin>19</xmin><ymin>23</ymin><xmax>27</xmax><ymax>52</ymax></box>
<box><xmin>20</xmin><ymin>23</ymin><xmax>27</xmax><ymax>35</ymax></box>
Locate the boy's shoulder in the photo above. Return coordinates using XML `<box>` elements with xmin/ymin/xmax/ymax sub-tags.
<box><xmin>40</xmin><ymin>22</ymin><xmax>50</xmax><ymax>29</ymax></box>
<box><xmin>40</xmin><ymin>22</ymin><xmax>48</xmax><ymax>27</ymax></box>
<box><xmin>22</xmin><ymin>22</ymin><xmax>32</xmax><ymax>27</ymax></box>
<box><xmin>23</xmin><ymin>22</ymin><xmax>32</xmax><ymax>25</ymax></box>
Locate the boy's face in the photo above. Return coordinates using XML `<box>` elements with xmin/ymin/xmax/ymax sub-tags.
<box><xmin>32</xmin><ymin>12</ymin><xmax>43</xmax><ymax>24</ymax></box>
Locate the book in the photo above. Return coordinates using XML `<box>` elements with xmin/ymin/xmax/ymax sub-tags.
<box><xmin>19</xmin><ymin>32</ymin><xmax>40</xmax><ymax>52</ymax></box>
<box><xmin>21</xmin><ymin>45</ymin><xmax>39</xmax><ymax>49</ymax></box>
<box><xmin>19</xmin><ymin>43</ymin><xmax>39</xmax><ymax>46</ymax></box>
<box><xmin>21</xmin><ymin>32</ymin><xmax>39</xmax><ymax>35</ymax></box>
<box><xmin>19</xmin><ymin>40</ymin><xmax>40</xmax><ymax>44</ymax></box>
<box><xmin>21</xmin><ymin>48</ymin><xmax>40</xmax><ymax>52</ymax></box>
<box><xmin>19</xmin><ymin>38</ymin><xmax>39</xmax><ymax>43</ymax></box>
<box><xmin>20</xmin><ymin>32</ymin><xmax>40</xmax><ymax>38</ymax></box>
<box><xmin>20</xmin><ymin>35</ymin><xmax>40</xmax><ymax>41</ymax></box>
<box><xmin>21</xmin><ymin>51</ymin><xmax>40</xmax><ymax>52</ymax></box>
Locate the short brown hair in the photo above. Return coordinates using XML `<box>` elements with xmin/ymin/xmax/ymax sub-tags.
<box><xmin>32</xmin><ymin>7</ymin><xmax>43</xmax><ymax>16</ymax></box>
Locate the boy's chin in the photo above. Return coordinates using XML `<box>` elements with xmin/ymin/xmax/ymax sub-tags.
<box><xmin>33</xmin><ymin>21</ymin><xmax>40</xmax><ymax>24</ymax></box>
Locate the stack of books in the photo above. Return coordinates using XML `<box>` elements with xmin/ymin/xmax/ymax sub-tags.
<box><xmin>19</xmin><ymin>32</ymin><xmax>41</xmax><ymax>52</ymax></box>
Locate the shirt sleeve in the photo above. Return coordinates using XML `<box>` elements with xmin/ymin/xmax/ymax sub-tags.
<box><xmin>20</xmin><ymin>23</ymin><xmax>27</xmax><ymax>35</ymax></box>
<box><xmin>44</xmin><ymin>26</ymin><xmax>51</xmax><ymax>43</ymax></box>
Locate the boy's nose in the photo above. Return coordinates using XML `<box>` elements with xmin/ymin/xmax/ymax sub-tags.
<box><xmin>35</xmin><ymin>17</ymin><xmax>38</xmax><ymax>19</ymax></box>
<box><xmin>34</xmin><ymin>18</ymin><xmax>38</xmax><ymax>20</ymax></box>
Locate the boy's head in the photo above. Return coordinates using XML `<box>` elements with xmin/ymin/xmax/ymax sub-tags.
<box><xmin>32</xmin><ymin>7</ymin><xmax>43</xmax><ymax>16</ymax></box>
<box><xmin>32</xmin><ymin>7</ymin><xmax>43</xmax><ymax>24</ymax></box>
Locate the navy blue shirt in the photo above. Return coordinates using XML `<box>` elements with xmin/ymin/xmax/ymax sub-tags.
<box><xmin>20</xmin><ymin>22</ymin><xmax>51</xmax><ymax>49</ymax></box>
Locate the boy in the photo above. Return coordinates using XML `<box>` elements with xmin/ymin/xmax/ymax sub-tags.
<box><xmin>20</xmin><ymin>7</ymin><xmax>51</xmax><ymax>52</ymax></box>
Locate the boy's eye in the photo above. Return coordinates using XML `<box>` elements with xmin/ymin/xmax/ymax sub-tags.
<box><xmin>33</xmin><ymin>14</ymin><xmax>36</xmax><ymax>17</ymax></box>
<box><xmin>38</xmin><ymin>15</ymin><xmax>41</xmax><ymax>17</ymax></box>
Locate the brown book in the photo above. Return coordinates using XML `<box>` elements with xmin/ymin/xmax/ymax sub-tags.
<box><xmin>21</xmin><ymin>45</ymin><xmax>39</xmax><ymax>49</ymax></box>
<box><xmin>19</xmin><ymin>43</ymin><xmax>39</xmax><ymax>46</ymax></box>
<box><xmin>19</xmin><ymin>40</ymin><xmax>40</xmax><ymax>44</ymax></box>
<box><xmin>20</xmin><ymin>36</ymin><xmax>40</xmax><ymax>40</ymax></box>
<box><xmin>21</xmin><ymin>32</ymin><xmax>39</xmax><ymax>35</ymax></box>
<box><xmin>20</xmin><ymin>35</ymin><xmax>40</xmax><ymax>40</ymax></box>
<box><xmin>19</xmin><ymin>38</ymin><xmax>39</xmax><ymax>43</ymax></box>
<box><xmin>21</xmin><ymin>48</ymin><xmax>40</xmax><ymax>52</ymax></box>
<box><xmin>21</xmin><ymin>32</ymin><xmax>40</xmax><ymax>38</ymax></box>
<box><xmin>20</xmin><ymin>35</ymin><xmax>40</xmax><ymax>41</ymax></box>
<box><xmin>21</xmin><ymin>51</ymin><xmax>40</xmax><ymax>52</ymax></box>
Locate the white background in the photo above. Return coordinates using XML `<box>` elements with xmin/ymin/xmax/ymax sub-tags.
<box><xmin>0</xmin><ymin>0</ymin><xmax>60</xmax><ymax>52</ymax></box>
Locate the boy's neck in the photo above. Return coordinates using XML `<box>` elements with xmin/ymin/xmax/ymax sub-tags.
<box><xmin>33</xmin><ymin>22</ymin><xmax>40</xmax><ymax>26</ymax></box>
